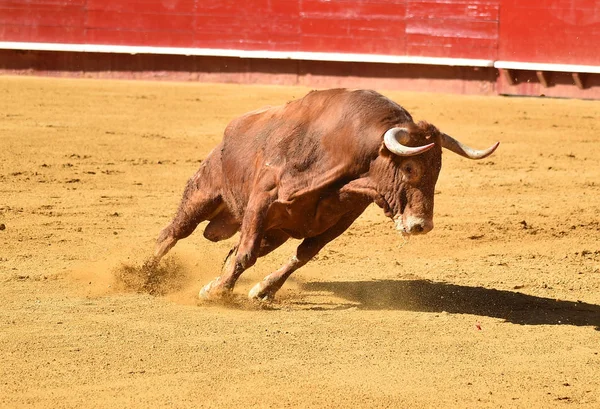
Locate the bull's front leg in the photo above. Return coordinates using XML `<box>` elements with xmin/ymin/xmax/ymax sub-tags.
<box><xmin>248</xmin><ymin>207</ymin><xmax>366</xmax><ymax>301</ymax></box>
<box><xmin>199</xmin><ymin>189</ymin><xmax>276</xmax><ymax>300</ymax></box>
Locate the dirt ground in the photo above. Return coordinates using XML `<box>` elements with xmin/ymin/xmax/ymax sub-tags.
<box><xmin>1</xmin><ymin>76</ymin><xmax>599</xmax><ymax>408</ymax></box>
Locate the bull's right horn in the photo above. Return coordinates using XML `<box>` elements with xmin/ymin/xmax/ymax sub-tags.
<box><xmin>441</xmin><ymin>133</ymin><xmax>499</xmax><ymax>159</ymax></box>
<box><xmin>383</xmin><ymin>127</ymin><xmax>435</xmax><ymax>157</ymax></box>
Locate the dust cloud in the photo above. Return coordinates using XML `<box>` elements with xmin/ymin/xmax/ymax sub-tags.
<box><xmin>114</xmin><ymin>257</ymin><xmax>188</xmax><ymax>296</ymax></box>
<box><xmin>67</xmin><ymin>253</ymin><xmax>202</xmax><ymax>303</ymax></box>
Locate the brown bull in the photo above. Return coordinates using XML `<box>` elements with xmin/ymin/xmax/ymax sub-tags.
<box><xmin>152</xmin><ymin>88</ymin><xmax>498</xmax><ymax>301</ymax></box>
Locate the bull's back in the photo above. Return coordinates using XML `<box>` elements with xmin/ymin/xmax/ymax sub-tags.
<box><xmin>223</xmin><ymin>88</ymin><xmax>409</xmax><ymax>159</ymax></box>
<box><xmin>218</xmin><ymin>89</ymin><xmax>412</xmax><ymax>211</ymax></box>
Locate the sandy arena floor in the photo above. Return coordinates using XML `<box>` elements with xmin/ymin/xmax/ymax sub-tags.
<box><xmin>1</xmin><ymin>76</ymin><xmax>599</xmax><ymax>408</ymax></box>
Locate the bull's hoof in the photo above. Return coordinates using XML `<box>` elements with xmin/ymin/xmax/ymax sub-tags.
<box><xmin>198</xmin><ymin>277</ymin><xmax>231</xmax><ymax>300</ymax></box>
<box><xmin>248</xmin><ymin>281</ymin><xmax>274</xmax><ymax>302</ymax></box>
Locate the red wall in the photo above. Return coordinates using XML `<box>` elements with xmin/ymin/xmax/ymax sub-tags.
<box><xmin>499</xmin><ymin>0</ymin><xmax>600</xmax><ymax>66</ymax></box>
<box><xmin>0</xmin><ymin>0</ymin><xmax>598</xmax><ymax>66</ymax></box>
<box><xmin>0</xmin><ymin>0</ymin><xmax>498</xmax><ymax>60</ymax></box>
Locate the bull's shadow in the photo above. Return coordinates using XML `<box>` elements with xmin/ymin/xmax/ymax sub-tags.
<box><xmin>302</xmin><ymin>279</ymin><xmax>600</xmax><ymax>329</ymax></box>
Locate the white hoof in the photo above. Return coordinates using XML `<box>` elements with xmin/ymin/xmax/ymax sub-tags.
<box><xmin>248</xmin><ymin>282</ymin><xmax>264</xmax><ymax>300</ymax></box>
<box><xmin>248</xmin><ymin>281</ymin><xmax>273</xmax><ymax>301</ymax></box>
<box><xmin>198</xmin><ymin>277</ymin><xmax>223</xmax><ymax>300</ymax></box>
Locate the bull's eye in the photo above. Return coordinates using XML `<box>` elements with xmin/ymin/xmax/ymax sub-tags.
<box><xmin>401</xmin><ymin>160</ymin><xmax>421</xmax><ymax>182</ymax></box>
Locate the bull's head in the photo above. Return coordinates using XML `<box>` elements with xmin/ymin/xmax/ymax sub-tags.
<box><xmin>381</xmin><ymin>121</ymin><xmax>499</xmax><ymax>236</ymax></box>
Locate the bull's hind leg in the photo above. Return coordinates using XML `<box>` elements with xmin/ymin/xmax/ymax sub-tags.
<box><xmin>153</xmin><ymin>176</ymin><xmax>222</xmax><ymax>264</ymax></box>
<box><xmin>248</xmin><ymin>210</ymin><xmax>364</xmax><ymax>301</ymax></box>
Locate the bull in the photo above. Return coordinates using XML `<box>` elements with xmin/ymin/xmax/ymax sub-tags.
<box><xmin>152</xmin><ymin>88</ymin><xmax>498</xmax><ymax>301</ymax></box>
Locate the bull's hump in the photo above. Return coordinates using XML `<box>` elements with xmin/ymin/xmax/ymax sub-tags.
<box><xmin>245</xmin><ymin>105</ymin><xmax>273</xmax><ymax>116</ymax></box>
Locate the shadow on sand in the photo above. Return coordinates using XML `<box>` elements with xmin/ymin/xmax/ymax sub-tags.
<box><xmin>302</xmin><ymin>279</ymin><xmax>600</xmax><ymax>329</ymax></box>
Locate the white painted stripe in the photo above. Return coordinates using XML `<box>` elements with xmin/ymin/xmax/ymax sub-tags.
<box><xmin>5</xmin><ymin>42</ymin><xmax>600</xmax><ymax>73</ymax></box>
<box><xmin>495</xmin><ymin>61</ymin><xmax>600</xmax><ymax>74</ymax></box>
<box><xmin>0</xmin><ymin>41</ymin><xmax>494</xmax><ymax>67</ymax></box>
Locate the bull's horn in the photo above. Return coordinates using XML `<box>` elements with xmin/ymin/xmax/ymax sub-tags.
<box><xmin>383</xmin><ymin>127</ymin><xmax>435</xmax><ymax>156</ymax></box>
<box><xmin>441</xmin><ymin>133</ymin><xmax>499</xmax><ymax>159</ymax></box>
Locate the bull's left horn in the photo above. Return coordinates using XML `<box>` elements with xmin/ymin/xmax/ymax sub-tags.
<box><xmin>383</xmin><ymin>127</ymin><xmax>435</xmax><ymax>157</ymax></box>
<box><xmin>441</xmin><ymin>133</ymin><xmax>499</xmax><ymax>159</ymax></box>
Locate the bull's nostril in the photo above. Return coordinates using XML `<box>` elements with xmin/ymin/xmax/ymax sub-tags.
<box><xmin>404</xmin><ymin>216</ymin><xmax>433</xmax><ymax>235</ymax></box>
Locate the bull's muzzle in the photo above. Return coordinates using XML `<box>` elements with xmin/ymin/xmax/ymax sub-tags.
<box><xmin>394</xmin><ymin>215</ymin><xmax>434</xmax><ymax>236</ymax></box>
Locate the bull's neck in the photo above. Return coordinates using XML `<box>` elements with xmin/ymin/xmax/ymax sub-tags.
<box><xmin>371</xmin><ymin>157</ymin><xmax>405</xmax><ymax>217</ymax></box>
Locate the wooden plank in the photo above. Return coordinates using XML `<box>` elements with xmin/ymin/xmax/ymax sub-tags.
<box><xmin>86</xmin><ymin>0</ymin><xmax>196</xmax><ymax>13</ymax></box>
<box><xmin>85</xmin><ymin>29</ymin><xmax>194</xmax><ymax>47</ymax></box>
<box><xmin>301</xmin><ymin>17</ymin><xmax>405</xmax><ymax>40</ymax></box>
<box><xmin>85</xmin><ymin>10</ymin><xmax>195</xmax><ymax>32</ymax></box>
<box><xmin>572</xmin><ymin>72</ymin><xmax>586</xmax><ymax>89</ymax></box>
<box><xmin>194</xmin><ymin>15</ymin><xmax>299</xmax><ymax>36</ymax></box>
<box><xmin>299</xmin><ymin>35</ymin><xmax>405</xmax><ymax>55</ymax></box>
<box><xmin>269</xmin><ymin>1</ymin><xmax>300</xmax><ymax>16</ymax></box>
<box><xmin>406</xmin><ymin>18</ymin><xmax>498</xmax><ymax>40</ymax></box>
<box><xmin>408</xmin><ymin>33</ymin><xmax>498</xmax><ymax>45</ymax></box>
<box><xmin>301</xmin><ymin>0</ymin><xmax>406</xmax><ymax>19</ymax></box>
<box><xmin>500</xmin><ymin>68</ymin><xmax>516</xmax><ymax>86</ymax></box>
<box><xmin>192</xmin><ymin>38</ymin><xmax>300</xmax><ymax>52</ymax></box>
<box><xmin>0</xmin><ymin>0</ymin><xmax>85</xmax><ymax>5</ymax></box>
<box><xmin>0</xmin><ymin>6</ymin><xmax>84</xmax><ymax>26</ymax></box>
<box><xmin>300</xmin><ymin>17</ymin><xmax>351</xmax><ymax>37</ymax></box>
<box><xmin>536</xmin><ymin>71</ymin><xmax>549</xmax><ymax>87</ymax></box>
<box><xmin>407</xmin><ymin>1</ymin><xmax>499</xmax><ymax>20</ymax></box>
<box><xmin>347</xmin><ymin>18</ymin><xmax>407</xmax><ymax>37</ymax></box>
<box><xmin>0</xmin><ymin>25</ymin><xmax>85</xmax><ymax>43</ymax></box>
<box><xmin>500</xmin><ymin>0</ymin><xmax>598</xmax><ymax>11</ymax></box>
<box><xmin>407</xmin><ymin>43</ymin><xmax>497</xmax><ymax>60</ymax></box>
<box><xmin>196</xmin><ymin>0</ymin><xmax>272</xmax><ymax>17</ymax></box>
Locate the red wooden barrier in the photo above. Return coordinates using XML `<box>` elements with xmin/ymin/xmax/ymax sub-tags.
<box><xmin>0</xmin><ymin>0</ymin><xmax>501</xmax><ymax>59</ymax></box>
<box><xmin>2</xmin><ymin>0</ymin><xmax>599</xmax><ymax>65</ymax></box>
<box><xmin>1</xmin><ymin>0</ymin><xmax>599</xmax><ymax>98</ymax></box>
